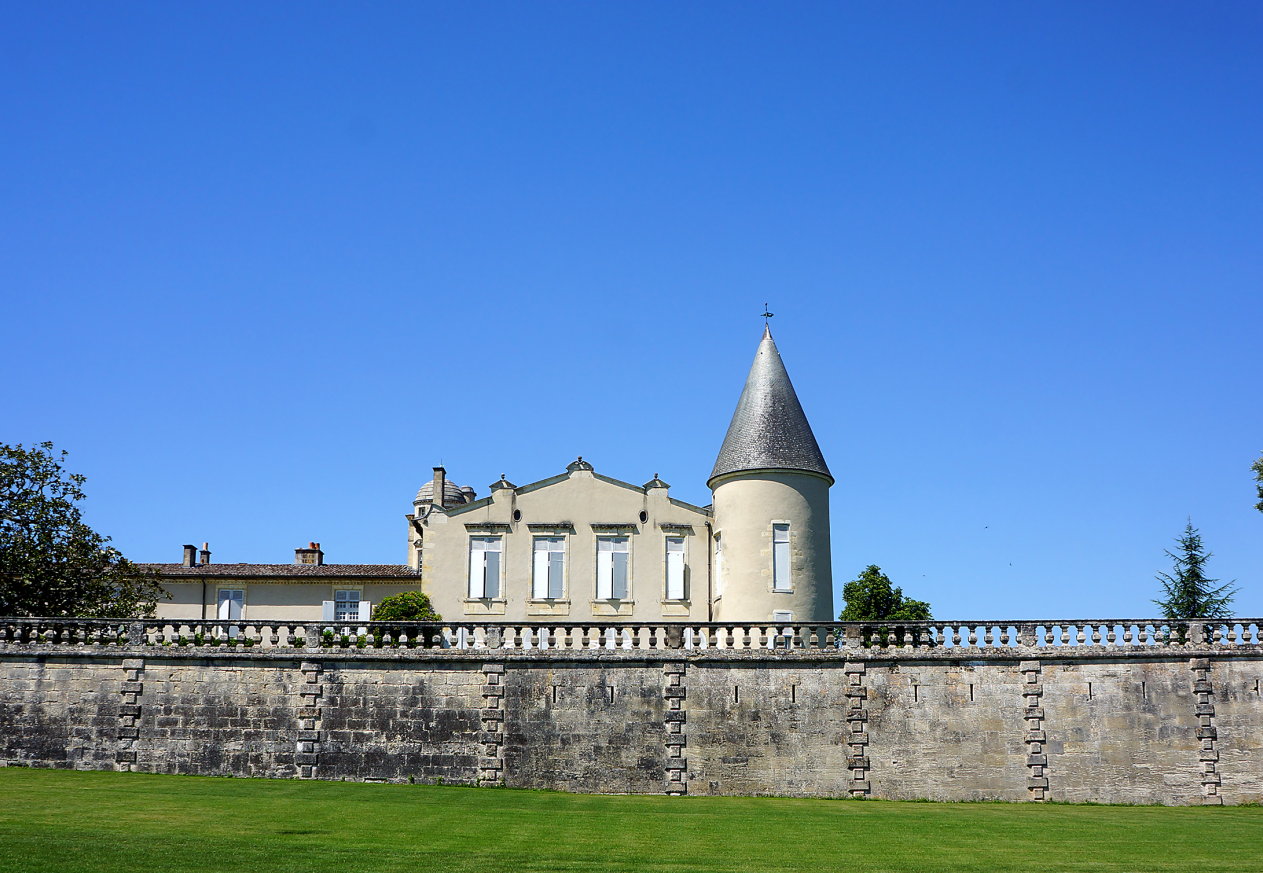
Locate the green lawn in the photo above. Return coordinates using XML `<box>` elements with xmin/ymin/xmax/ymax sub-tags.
<box><xmin>1</xmin><ymin>769</ymin><xmax>1260</xmax><ymax>873</ymax></box>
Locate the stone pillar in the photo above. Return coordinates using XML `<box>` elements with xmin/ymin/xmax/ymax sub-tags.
<box><xmin>116</xmin><ymin>658</ymin><xmax>144</xmax><ymax>771</ymax></box>
<box><xmin>1191</xmin><ymin>658</ymin><xmax>1222</xmax><ymax>805</ymax></box>
<box><xmin>297</xmin><ymin>662</ymin><xmax>323</xmax><ymax>778</ymax></box>
<box><xmin>1020</xmin><ymin>660</ymin><xmax>1047</xmax><ymax>801</ymax></box>
<box><xmin>664</xmin><ymin>662</ymin><xmax>687</xmax><ymax>794</ymax></box>
<box><xmin>478</xmin><ymin>664</ymin><xmax>505</xmax><ymax>786</ymax></box>
<box><xmin>844</xmin><ymin>661</ymin><xmax>870</xmax><ymax>797</ymax></box>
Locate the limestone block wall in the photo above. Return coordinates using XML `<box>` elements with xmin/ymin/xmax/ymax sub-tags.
<box><xmin>1</xmin><ymin>619</ymin><xmax>1262</xmax><ymax>805</ymax></box>
<box><xmin>502</xmin><ymin>662</ymin><xmax>666</xmax><ymax>794</ymax></box>
<box><xmin>0</xmin><ymin>657</ymin><xmax>121</xmax><ymax>771</ymax></box>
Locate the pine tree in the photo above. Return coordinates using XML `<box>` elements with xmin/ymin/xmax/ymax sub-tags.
<box><xmin>1152</xmin><ymin>520</ymin><xmax>1237</xmax><ymax>620</ymax></box>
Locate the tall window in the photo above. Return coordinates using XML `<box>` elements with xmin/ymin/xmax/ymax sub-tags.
<box><xmin>665</xmin><ymin>537</ymin><xmax>685</xmax><ymax>600</ymax></box>
<box><xmin>596</xmin><ymin>536</ymin><xmax>630</xmax><ymax>599</ymax></box>
<box><xmin>533</xmin><ymin>537</ymin><xmax>565</xmax><ymax>599</ymax></box>
<box><xmin>469</xmin><ymin>536</ymin><xmax>502</xmax><ymax>599</ymax></box>
<box><xmin>714</xmin><ymin>535</ymin><xmax>724</xmax><ymax>597</ymax></box>
<box><xmin>772</xmin><ymin>524</ymin><xmax>791</xmax><ymax>591</ymax></box>
<box><xmin>217</xmin><ymin>588</ymin><xmax>244</xmax><ymax>620</ymax></box>
<box><xmin>334</xmin><ymin>589</ymin><xmax>361</xmax><ymax>622</ymax></box>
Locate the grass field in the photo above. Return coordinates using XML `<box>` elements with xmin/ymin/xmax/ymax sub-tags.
<box><xmin>1</xmin><ymin>769</ymin><xmax>1261</xmax><ymax>873</ymax></box>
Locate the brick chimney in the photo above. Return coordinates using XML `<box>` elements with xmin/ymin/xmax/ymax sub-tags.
<box><xmin>182</xmin><ymin>544</ymin><xmax>197</xmax><ymax>567</ymax></box>
<box><xmin>295</xmin><ymin>542</ymin><xmax>324</xmax><ymax>565</ymax></box>
<box><xmin>199</xmin><ymin>542</ymin><xmax>211</xmax><ymax>565</ymax></box>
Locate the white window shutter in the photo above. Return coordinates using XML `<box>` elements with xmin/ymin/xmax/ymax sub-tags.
<box><xmin>322</xmin><ymin>601</ymin><xmax>335</xmax><ymax>621</ymax></box>
<box><xmin>218</xmin><ymin>590</ymin><xmax>231</xmax><ymax>620</ymax></box>
<box><xmin>612</xmin><ymin>551</ymin><xmax>629</xmax><ymax>599</ymax></box>
<box><xmin>597</xmin><ymin>548</ymin><xmax>612</xmax><ymax>599</ymax></box>
<box><xmin>548</xmin><ymin>551</ymin><xmax>564</xmax><ymax>599</ymax></box>
<box><xmin>533</xmin><ymin>543</ymin><xmax>549</xmax><ymax>599</ymax></box>
<box><xmin>358</xmin><ymin>600</ymin><xmax>371</xmax><ymax>621</ymax></box>
<box><xmin>469</xmin><ymin>546</ymin><xmax>484</xmax><ymax>598</ymax></box>
<box><xmin>484</xmin><ymin>550</ymin><xmax>500</xmax><ymax>599</ymax></box>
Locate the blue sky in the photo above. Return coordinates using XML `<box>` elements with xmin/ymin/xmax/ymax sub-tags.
<box><xmin>3</xmin><ymin>2</ymin><xmax>1260</xmax><ymax>618</ymax></box>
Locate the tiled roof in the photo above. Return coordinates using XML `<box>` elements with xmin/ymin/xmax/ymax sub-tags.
<box><xmin>142</xmin><ymin>563</ymin><xmax>420</xmax><ymax>579</ymax></box>
<box><xmin>709</xmin><ymin>326</ymin><xmax>832</xmax><ymax>486</ymax></box>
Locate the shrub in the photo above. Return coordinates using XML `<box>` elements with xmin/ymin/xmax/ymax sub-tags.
<box><xmin>372</xmin><ymin>591</ymin><xmax>441</xmax><ymax>622</ymax></box>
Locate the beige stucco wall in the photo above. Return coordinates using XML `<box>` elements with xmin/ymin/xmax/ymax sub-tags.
<box><xmin>154</xmin><ymin>581</ymin><xmax>424</xmax><ymax>623</ymax></box>
<box><xmin>710</xmin><ymin>470</ymin><xmax>832</xmax><ymax>622</ymax></box>
<box><xmin>412</xmin><ymin>467</ymin><xmax>713</xmax><ymax>623</ymax></box>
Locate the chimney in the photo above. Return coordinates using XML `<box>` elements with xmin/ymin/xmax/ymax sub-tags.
<box><xmin>182</xmin><ymin>544</ymin><xmax>197</xmax><ymax>567</ymax></box>
<box><xmin>295</xmin><ymin>541</ymin><xmax>324</xmax><ymax>565</ymax></box>
<box><xmin>199</xmin><ymin>542</ymin><xmax>211</xmax><ymax>565</ymax></box>
<box><xmin>432</xmin><ymin>466</ymin><xmax>447</xmax><ymax>508</ymax></box>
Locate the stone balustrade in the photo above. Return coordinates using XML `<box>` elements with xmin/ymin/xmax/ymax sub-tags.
<box><xmin>1</xmin><ymin>616</ymin><xmax>1260</xmax><ymax>655</ymax></box>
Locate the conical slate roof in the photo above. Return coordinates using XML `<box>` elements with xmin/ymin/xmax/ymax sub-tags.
<box><xmin>708</xmin><ymin>326</ymin><xmax>832</xmax><ymax>487</ymax></box>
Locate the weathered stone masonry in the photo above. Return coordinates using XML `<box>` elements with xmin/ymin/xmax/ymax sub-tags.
<box><xmin>2</xmin><ymin>619</ymin><xmax>1262</xmax><ymax>804</ymax></box>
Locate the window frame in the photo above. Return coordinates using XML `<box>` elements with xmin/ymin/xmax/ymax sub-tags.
<box><xmin>468</xmin><ymin>536</ymin><xmax>503</xmax><ymax>600</ymax></box>
<box><xmin>334</xmin><ymin>588</ymin><xmax>362</xmax><ymax>622</ymax></box>
<box><xmin>532</xmin><ymin>535</ymin><xmax>567</xmax><ymax>600</ymax></box>
<box><xmin>772</xmin><ymin>523</ymin><xmax>792</xmax><ymax>592</ymax></box>
<box><xmin>596</xmin><ymin>535</ymin><xmax>631</xmax><ymax>600</ymax></box>
<box><xmin>665</xmin><ymin>535</ymin><xmax>686</xmax><ymax>601</ymax></box>
<box><xmin>216</xmin><ymin>588</ymin><xmax>245</xmax><ymax>621</ymax></box>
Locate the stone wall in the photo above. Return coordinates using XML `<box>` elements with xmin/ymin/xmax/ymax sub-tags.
<box><xmin>1</xmin><ymin>619</ymin><xmax>1261</xmax><ymax>804</ymax></box>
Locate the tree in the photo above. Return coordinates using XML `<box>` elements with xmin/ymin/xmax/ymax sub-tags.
<box><xmin>0</xmin><ymin>442</ymin><xmax>165</xmax><ymax>618</ymax></box>
<box><xmin>839</xmin><ymin>565</ymin><xmax>932</xmax><ymax>622</ymax></box>
<box><xmin>1252</xmin><ymin>451</ymin><xmax>1263</xmax><ymax>514</ymax></box>
<box><xmin>372</xmin><ymin>591</ymin><xmax>441</xmax><ymax>622</ymax></box>
<box><xmin>1152</xmin><ymin>520</ymin><xmax>1236</xmax><ymax>620</ymax></box>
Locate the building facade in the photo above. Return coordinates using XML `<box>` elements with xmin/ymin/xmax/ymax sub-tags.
<box><xmin>152</xmin><ymin>327</ymin><xmax>834</xmax><ymax>624</ymax></box>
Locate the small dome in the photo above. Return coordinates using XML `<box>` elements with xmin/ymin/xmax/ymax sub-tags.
<box><xmin>415</xmin><ymin>479</ymin><xmax>469</xmax><ymax>508</ymax></box>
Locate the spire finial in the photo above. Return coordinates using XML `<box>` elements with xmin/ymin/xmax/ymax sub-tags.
<box><xmin>762</xmin><ymin>303</ymin><xmax>774</xmax><ymax>323</ymax></box>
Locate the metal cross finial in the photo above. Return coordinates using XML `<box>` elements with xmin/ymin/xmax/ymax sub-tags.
<box><xmin>762</xmin><ymin>303</ymin><xmax>774</xmax><ymax>322</ymax></box>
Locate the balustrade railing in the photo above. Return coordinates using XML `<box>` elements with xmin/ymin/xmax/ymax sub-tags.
<box><xmin>1</xmin><ymin>618</ymin><xmax>1261</xmax><ymax>654</ymax></box>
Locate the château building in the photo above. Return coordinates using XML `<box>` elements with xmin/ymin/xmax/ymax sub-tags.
<box><xmin>151</xmin><ymin>327</ymin><xmax>834</xmax><ymax>624</ymax></box>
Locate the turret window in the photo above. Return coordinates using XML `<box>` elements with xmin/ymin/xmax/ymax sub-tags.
<box><xmin>714</xmin><ymin>535</ymin><xmax>724</xmax><ymax>598</ymax></box>
<box><xmin>772</xmin><ymin>524</ymin><xmax>791</xmax><ymax>591</ymax></box>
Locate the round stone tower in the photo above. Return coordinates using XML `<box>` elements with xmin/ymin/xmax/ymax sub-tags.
<box><xmin>709</xmin><ymin>326</ymin><xmax>834</xmax><ymax>622</ymax></box>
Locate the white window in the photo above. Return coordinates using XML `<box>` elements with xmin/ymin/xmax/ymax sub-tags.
<box><xmin>596</xmin><ymin>536</ymin><xmax>630</xmax><ymax>600</ymax></box>
<box><xmin>772</xmin><ymin>524</ymin><xmax>791</xmax><ymax>591</ymax></box>
<box><xmin>714</xmin><ymin>535</ymin><xmax>724</xmax><ymax>597</ymax></box>
<box><xmin>217</xmin><ymin>588</ymin><xmax>244</xmax><ymax>620</ymax></box>
<box><xmin>469</xmin><ymin>536</ymin><xmax>502</xmax><ymax>599</ymax></box>
<box><xmin>666</xmin><ymin>537</ymin><xmax>685</xmax><ymax>600</ymax></box>
<box><xmin>533</xmin><ymin>537</ymin><xmax>566</xmax><ymax>599</ymax></box>
<box><xmin>334</xmin><ymin>589</ymin><xmax>361</xmax><ymax>622</ymax></box>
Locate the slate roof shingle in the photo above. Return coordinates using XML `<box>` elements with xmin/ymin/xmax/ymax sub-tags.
<box><xmin>709</xmin><ymin>326</ymin><xmax>832</xmax><ymax>486</ymax></box>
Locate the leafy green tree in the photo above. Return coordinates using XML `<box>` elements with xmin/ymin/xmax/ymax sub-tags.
<box><xmin>1153</xmin><ymin>520</ymin><xmax>1236</xmax><ymax>620</ymax></box>
<box><xmin>839</xmin><ymin>565</ymin><xmax>932</xmax><ymax>621</ymax></box>
<box><xmin>372</xmin><ymin>590</ymin><xmax>441</xmax><ymax>622</ymax></box>
<box><xmin>1252</xmin><ymin>451</ymin><xmax>1263</xmax><ymax>513</ymax></box>
<box><xmin>0</xmin><ymin>442</ymin><xmax>165</xmax><ymax>618</ymax></box>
